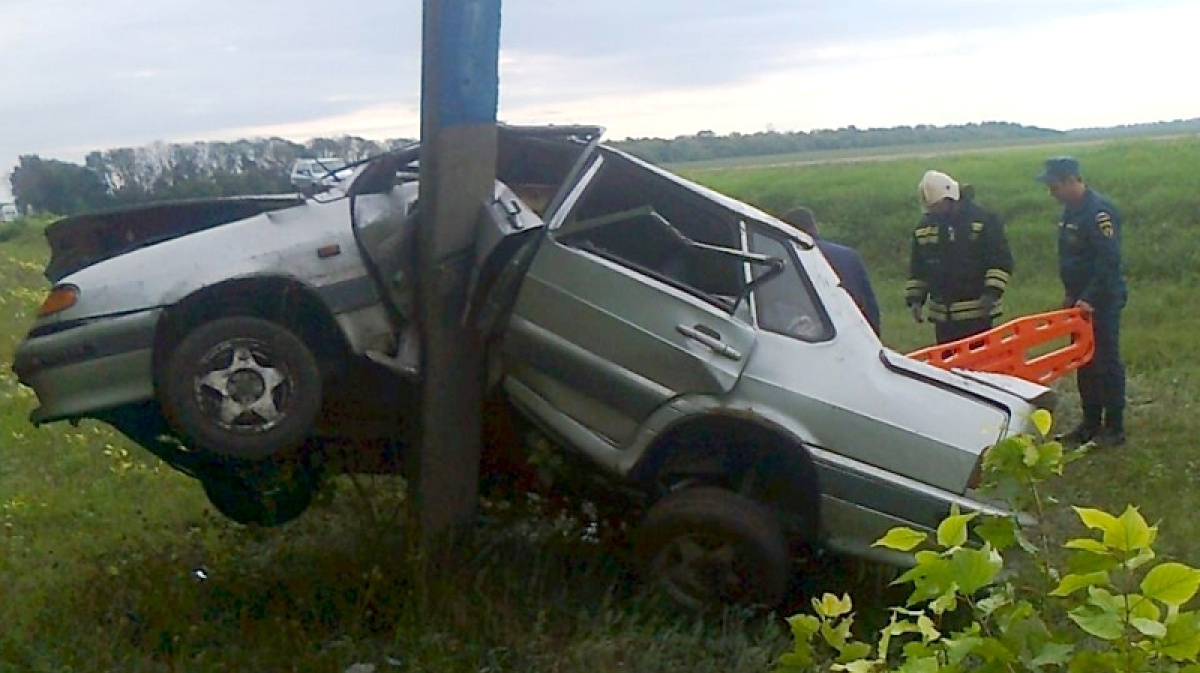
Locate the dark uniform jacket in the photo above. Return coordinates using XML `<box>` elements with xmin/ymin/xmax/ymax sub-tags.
<box><xmin>906</xmin><ymin>200</ymin><xmax>1013</xmax><ymax>322</ymax></box>
<box><xmin>1059</xmin><ymin>188</ymin><xmax>1126</xmax><ymax>308</ymax></box>
<box><xmin>816</xmin><ymin>239</ymin><xmax>881</xmax><ymax>335</ymax></box>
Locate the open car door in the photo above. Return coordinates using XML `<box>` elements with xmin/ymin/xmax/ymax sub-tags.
<box><xmin>345</xmin><ymin>126</ymin><xmax>602</xmax><ymax>374</ymax></box>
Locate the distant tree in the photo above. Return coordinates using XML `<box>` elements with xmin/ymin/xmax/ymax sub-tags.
<box><xmin>11</xmin><ymin>155</ymin><xmax>111</xmax><ymax>215</ymax></box>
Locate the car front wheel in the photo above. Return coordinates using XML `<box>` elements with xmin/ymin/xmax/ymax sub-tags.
<box><xmin>633</xmin><ymin>486</ymin><xmax>790</xmax><ymax>610</ymax></box>
<box><xmin>162</xmin><ymin>316</ymin><xmax>323</xmax><ymax>461</ymax></box>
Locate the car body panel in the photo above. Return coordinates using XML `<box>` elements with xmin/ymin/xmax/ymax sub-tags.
<box><xmin>13</xmin><ymin>308</ymin><xmax>160</xmax><ymax>423</ymax></box>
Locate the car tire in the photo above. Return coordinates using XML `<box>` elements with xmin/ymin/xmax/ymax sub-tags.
<box><xmin>200</xmin><ymin>458</ymin><xmax>318</xmax><ymax>526</ymax></box>
<box><xmin>633</xmin><ymin>486</ymin><xmax>790</xmax><ymax>610</ymax></box>
<box><xmin>162</xmin><ymin>316</ymin><xmax>323</xmax><ymax>461</ymax></box>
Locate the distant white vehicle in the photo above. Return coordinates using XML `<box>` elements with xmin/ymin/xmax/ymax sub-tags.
<box><xmin>1</xmin><ymin>203</ymin><xmax>18</xmax><ymax>222</ymax></box>
<box><xmin>289</xmin><ymin>158</ymin><xmax>350</xmax><ymax>194</ymax></box>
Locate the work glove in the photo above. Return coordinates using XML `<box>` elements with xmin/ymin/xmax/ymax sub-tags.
<box><xmin>909</xmin><ymin>302</ymin><xmax>924</xmax><ymax>324</ymax></box>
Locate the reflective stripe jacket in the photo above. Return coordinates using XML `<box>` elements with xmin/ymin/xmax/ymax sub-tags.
<box><xmin>1059</xmin><ymin>188</ymin><xmax>1126</xmax><ymax>307</ymax></box>
<box><xmin>906</xmin><ymin>200</ymin><xmax>1013</xmax><ymax>322</ymax></box>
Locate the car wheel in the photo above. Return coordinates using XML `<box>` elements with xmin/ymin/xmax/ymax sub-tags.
<box><xmin>162</xmin><ymin>316</ymin><xmax>322</xmax><ymax>460</ymax></box>
<box><xmin>200</xmin><ymin>458</ymin><xmax>318</xmax><ymax>526</ymax></box>
<box><xmin>634</xmin><ymin>486</ymin><xmax>790</xmax><ymax>610</ymax></box>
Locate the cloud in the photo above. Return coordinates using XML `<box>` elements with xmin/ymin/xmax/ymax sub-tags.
<box><xmin>2</xmin><ymin>0</ymin><xmax>1197</xmax><ymax>200</ymax></box>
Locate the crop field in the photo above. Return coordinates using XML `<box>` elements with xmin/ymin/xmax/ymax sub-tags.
<box><xmin>3</xmin><ymin>133</ymin><xmax>1200</xmax><ymax>671</ymax></box>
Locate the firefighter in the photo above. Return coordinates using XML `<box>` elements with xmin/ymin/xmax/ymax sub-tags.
<box><xmin>906</xmin><ymin>170</ymin><xmax>1013</xmax><ymax>344</ymax></box>
<box><xmin>1038</xmin><ymin>156</ymin><xmax>1128</xmax><ymax>448</ymax></box>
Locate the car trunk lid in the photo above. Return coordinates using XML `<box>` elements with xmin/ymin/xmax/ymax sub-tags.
<box><xmin>43</xmin><ymin>195</ymin><xmax>305</xmax><ymax>282</ymax></box>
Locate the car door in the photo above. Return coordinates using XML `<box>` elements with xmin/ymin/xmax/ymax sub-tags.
<box><xmin>502</xmin><ymin>149</ymin><xmax>760</xmax><ymax>450</ymax></box>
<box><xmin>347</xmin><ymin>129</ymin><xmax>595</xmax><ymax>345</ymax></box>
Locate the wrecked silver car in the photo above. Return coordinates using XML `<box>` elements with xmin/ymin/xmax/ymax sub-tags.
<box><xmin>12</xmin><ymin>125</ymin><xmax>1053</xmax><ymax>608</ymax></box>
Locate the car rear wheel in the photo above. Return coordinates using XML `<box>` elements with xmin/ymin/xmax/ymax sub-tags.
<box><xmin>200</xmin><ymin>457</ymin><xmax>318</xmax><ymax>526</ymax></box>
<box><xmin>633</xmin><ymin>486</ymin><xmax>790</xmax><ymax>610</ymax></box>
<box><xmin>162</xmin><ymin>316</ymin><xmax>323</xmax><ymax>461</ymax></box>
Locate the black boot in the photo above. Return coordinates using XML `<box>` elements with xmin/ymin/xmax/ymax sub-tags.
<box><xmin>1055</xmin><ymin>421</ymin><xmax>1100</xmax><ymax>446</ymax></box>
<box><xmin>1095</xmin><ymin>410</ymin><xmax>1126</xmax><ymax>448</ymax></box>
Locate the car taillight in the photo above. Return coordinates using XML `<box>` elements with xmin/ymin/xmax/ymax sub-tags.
<box><xmin>38</xmin><ymin>285</ymin><xmax>79</xmax><ymax>317</ymax></box>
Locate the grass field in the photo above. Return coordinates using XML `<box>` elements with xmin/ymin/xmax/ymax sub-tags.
<box><xmin>3</xmin><ymin>133</ymin><xmax>1200</xmax><ymax>671</ymax></box>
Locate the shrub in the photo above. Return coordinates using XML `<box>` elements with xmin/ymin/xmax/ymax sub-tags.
<box><xmin>778</xmin><ymin>411</ymin><xmax>1200</xmax><ymax>672</ymax></box>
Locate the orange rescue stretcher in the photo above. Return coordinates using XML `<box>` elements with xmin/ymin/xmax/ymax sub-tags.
<box><xmin>907</xmin><ymin>308</ymin><xmax>1095</xmax><ymax>385</ymax></box>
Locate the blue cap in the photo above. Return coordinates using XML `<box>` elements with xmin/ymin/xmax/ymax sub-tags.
<box><xmin>1036</xmin><ymin>156</ymin><xmax>1081</xmax><ymax>183</ymax></box>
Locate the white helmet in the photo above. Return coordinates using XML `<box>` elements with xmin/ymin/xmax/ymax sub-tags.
<box><xmin>918</xmin><ymin>170</ymin><xmax>960</xmax><ymax>212</ymax></box>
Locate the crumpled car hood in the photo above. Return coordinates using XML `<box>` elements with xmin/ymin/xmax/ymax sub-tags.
<box><xmin>43</xmin><ymin>195</ymin><xmax>305</xmax><ymax>282</ymax></box>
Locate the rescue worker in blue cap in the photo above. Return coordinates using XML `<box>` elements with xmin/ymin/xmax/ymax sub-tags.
<box><xmin>1038</xmin><ymin>156</ymin><xmax>1128</xmax><ymax>447</ymax></box>
<box><xmin>906</xmin><ymin>170</ymin><xmax>1013</xmax><ymax>344</ymax></box>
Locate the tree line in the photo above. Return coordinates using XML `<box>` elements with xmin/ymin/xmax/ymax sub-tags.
<box><xmin>8</xmin><ymin>136</ymin><xmax>413</xmax><ymax>216</ymax></box>
<box><xmin>613</xmin><ymin>121</ymin><xmax>1062</xmax><ymax>164</ymax></box>
<box><xmin>2</xmin><ymin>120</ymin><xmax>1129</xmax><ymax>217</ymax></box>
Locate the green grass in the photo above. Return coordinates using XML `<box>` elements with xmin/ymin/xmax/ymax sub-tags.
<box><xmin>4</xmin><ymin>134</ymin><xmax>1200</xmax><ymax>670</ymax></box>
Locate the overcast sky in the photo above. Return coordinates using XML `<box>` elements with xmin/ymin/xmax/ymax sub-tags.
<box><xmin>3</xmin><ymin>0</ymin><xmax>1199</xmax><ymax>200</ymax></box>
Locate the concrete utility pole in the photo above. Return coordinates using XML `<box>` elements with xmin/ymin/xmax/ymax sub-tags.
<box><xmin>412</xmin><ymin>0</ymin><xmax>501</xmax><ymax>541</ymax></box>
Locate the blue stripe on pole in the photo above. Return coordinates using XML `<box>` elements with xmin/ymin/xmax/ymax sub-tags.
<box><xmin>436</xmin><ymin>0</ymin><xmax>501</xmax><ymax>126</ymax></box>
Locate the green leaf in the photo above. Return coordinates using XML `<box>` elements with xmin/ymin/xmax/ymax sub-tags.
<box><xmin>1158</xmin><ymin>614</ymin><xmax>1200</xmax><ymax>661</ymax></box>
<box><xmin>894</xmin><ymin>657</ymin><xmax>939</xmax><ymax>673</ymax></box>
<box><xmin>878</xmin><ymin>617</ymin><xmax>913</xmax><ymax>659</ymax></box>
<box><xmin>1066</xmin><ymin>548</ymin><xmax>1121</xmax><ymax>575</ymax></box>
<box><xmin>1131</xmin><ymin>617</ymin><xmax>1168</xmax><ymax>638</ymax></box>
<box><xmin>1064</xmin><ymin>537</ymin><xmax>1110</xmax><ymax>553</ymax></box>
<box><xmin>975</xmin><ymin>593</ymin><xmax>1010</xmax><ymax>617</ymax></box>
<box><xmin>875</xmin><ymin>527</ymin><xmax>927</xmax><ymax>552</ymax></box>
<box><xmin>1022</xmin><ymin>441</ymin><xmax>1040</xmax><ymax>467</ymax></box>
<box><xmin>1030</xmin><ymin>642</ymin><xmax>1075</xmax><ymax>667</ymax></box>
<box><xmin>1074</xmin><ymin>507</ymin><xmax>1120</xmax><ymax>536</ymax></box>
<box><xmin>836</xmin><ymin>642</ymin><xmax>873</xmax><ymax>663</ymax></box>
<box><xmin>814</xmin><ymin>593</ymin><xmax>854</xmax><ymax>618</ymax></box>
<box><xmin>1014</xmin><ymin>526</ymin><xmax>1042</xmax><ymax>554</ymax></box>
<box><xmin>973</xmin><ymin>637</ymin><xmax>1017</xmax><ymax>664</ymax></box>
<box><xmin>901</xmin><ymin>641</ymin><xmax>937</xmax><ymax>660</ymax></box>
<box><xmin>974</xmin><ymin>516</ymin><xmax>1017</xmax><ymax>550</ymax></box>
<box><xmin>949</xmin><ymin>545</ymin><xmax>1003</xmax><ymax>594</ymax></box>
<box><xmin>1031</xmin><ymin>409</ymin><xmax>1052</xmax><ymax>436</ymax></box>
<box><xmin>1128</xmin><ymin>593</ymin><xmax>1162</xmax><ymax>622</ymax></box>
<box><xmin>1142</xmin><ymin>563</ymin><xmax>1200</xmax><ymax>607</ymax></box>
<box><xmin>1124</xmin><ymin>547</ymin><xmax>1157</xmax><ymax>571</ymax></box>
<box><xmin>777</xmin><ymin>651</ymin><xmax>814</xmax><ymax>672</ymax></box>
<box><xmin>931</xmin><ymin>590</ymin><xmax>958</xmax><ymax>615</ymax></box>
<box><xmin>821</xmin><ymin>616</ymin><xmax>854</xmax><ymax>650</ymax></box>
<box><xmin>1110</xmin><ymin>506</ymin><xmax>1155</xmax><ymax>553</ymax></box>
<box><xmin>787</xmin><ymin>614</ymin><xmax>820</xmax><ymax>642</ymax></box>
<box><xmin>1086</xmin><ymin>586</ymin><xmax>1123</xmax><ymax>612</ymax></box>
<box><xmin>1038</xmin><ymin>440</ymin><xmax>1065</xmax><ymax>472</ymax></box>
<box><xmin>1069</xmin><ymin>604</ymin><xmax>1124</xmax><ymax>640</ymax></box>
<box><xmin>831</xmin><ymin>660</ymin><xmax>879</xmax><ymax>673</ymax></box>
<box><xmin>937</xmin><ymin>510</ymin><xmax>977</xmax><ymax>548</ymax></box>
<box><xmin>942</xmin><ymin>635</ymin><xmax>984</xmax><ymax>666</ymax></box>
<box><xmin>1050</xmin><ymin>571</ymin><xmax>1110</xmax><ymax>597</ymax></box>
<box><xmin>917</xmin><ymin>614</ymin><xmax>941</xmax><ymax>643</ymax></box>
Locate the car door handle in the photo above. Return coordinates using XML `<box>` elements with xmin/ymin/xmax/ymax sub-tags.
<box><xmin>677</xmin><ymin>324</ymin><xmax>742</xmax><ymax>361</ymax></box>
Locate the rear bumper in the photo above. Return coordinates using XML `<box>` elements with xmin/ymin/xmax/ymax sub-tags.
<box><xmin>12</xmin><ymin>309</ymin><xmax>161</xmax><ymax>424</ymax></box>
